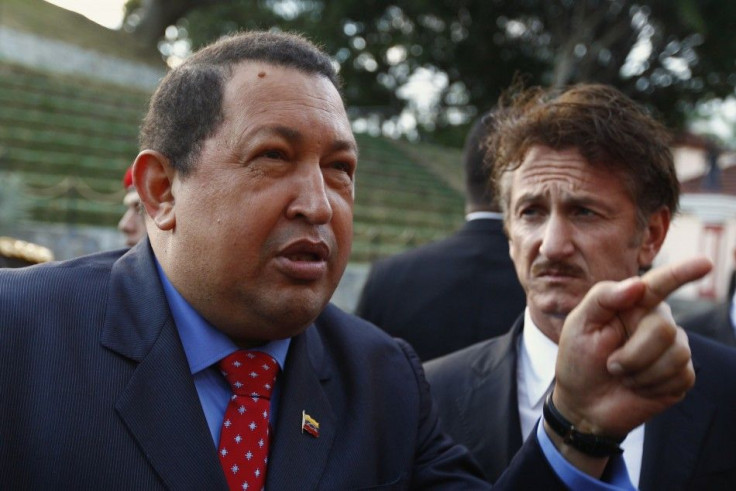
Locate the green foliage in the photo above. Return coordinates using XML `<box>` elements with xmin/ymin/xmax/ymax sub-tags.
<box><xmin>149</xmin><ymin>0</ymin><xmax>736</xmax><ymax>145</ymax></box>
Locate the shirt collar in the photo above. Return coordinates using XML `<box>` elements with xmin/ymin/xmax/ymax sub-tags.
<box><xmin>154</xmin><ymin>260</ymin><xmax>290</xmax><ymax>374</ymax></box>
<box><xmin>465</xmin><ymin>211</ymin><xmax>504</xmax><ymax>221</ymax></box>
<box><xmin>519</xmin><ymin>308</ymin><xmax>558</xmax><ymax>407</ymax></box>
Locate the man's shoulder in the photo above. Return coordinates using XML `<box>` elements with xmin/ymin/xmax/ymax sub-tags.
<box><xmin>0</xmin><ymin>249</ymin><xmax>126</xmax><ymax>356</ymax></box>
<box><xmin>689</xmin><ymin>332</ymin><xmax>736</xmax><ymax>377</ymax></box>
<box><xmin>424</xmin><ymin>336</ymin><xmax>506</xmax><ymax>382</ymax></box>
<box><xmin>680</xmin><ymin>333</ymin><xmax>736</xmax><ymax>412</ymax></box>
<box><xmin>423</xmin><ymin>322</ymin><xmax>520</xmax><ymax>393</ymax></box>
<box><xmin>307</xmin><ymin>304</ymin><xmax>432</xmax><ymax>408</ymax></box>
<box><xmin>679</xmin><ymin>301</ymin><xmax>728</xmax><ymax>328</ymax></box>
<box><xmin>370</xmin><ymin>234</ymin><xmax>458</xmax><ymax>271</ymax></box>
<box><xmin>368</xmin><ymin>220</ymin><xmax>509</xmax><ymax>274</ymax></box>
<box><xmin>0</xmin><ymin>249</ymin><xmax>122</xmax><ymax>299</ymax></box>
<box><xmin>314</xmin><ymin>303</ymin><xmax>410</xmax><ymax>353</ymax></box>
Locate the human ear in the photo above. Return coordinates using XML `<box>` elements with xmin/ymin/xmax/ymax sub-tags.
<box><xmin>131</xmin><ymin>150</ymin><xmax>176</xmax><ymax>231</ymax></box>
<box><xmin>638</xmin><ymin>207</ymin><xmax>671</xmax><ymax>268</ymax></box>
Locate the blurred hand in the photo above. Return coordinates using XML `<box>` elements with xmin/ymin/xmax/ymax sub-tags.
<box><xmin>553</xmin><ymin>256</ymin><xmax>712</xmax><ymax>438</ymax></box>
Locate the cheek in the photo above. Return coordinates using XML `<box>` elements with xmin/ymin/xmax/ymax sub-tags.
<box><xmin>330</xmin><ymin>190</ymin><xmax>354</xmax><ymax>225</ymax></box>
<box><xmin>508</xmin><ymin>239</ymin><xmax>521</xmax><ymax>265</ymax></box>
<box><xmin>605</xmin><ymin>247</ymin><xmax>641</xmax><ymax>278</ymax></box>
<box><xmin>332</xmin><ymin>211</ymin><xmax>353</xmax><ymax>255</ymax></box>
<box><xmin>507</xmin><ymin>225</ymin><xmax>531</xmax><ymax>262</ymax></box>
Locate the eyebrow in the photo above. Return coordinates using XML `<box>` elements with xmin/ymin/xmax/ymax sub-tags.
<box><xmin>258</xmin><ymin>125</ymin><xmax>359</xmax><ymax>156</ymax></box>
<box><xmin>514</xmin><ymin>191</ymin><xmax>616</xmax><ymax>214</ymax></box>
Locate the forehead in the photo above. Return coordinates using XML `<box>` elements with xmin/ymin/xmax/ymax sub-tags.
<box><xmin>221</xmin><ymin>62</ymin><xmax>351</xmax><ymax>134</ymax></box>
<box><xmin>510</xmin><ymin>145</ymin><xmax>630</xmax><ymax>203</ymax></box>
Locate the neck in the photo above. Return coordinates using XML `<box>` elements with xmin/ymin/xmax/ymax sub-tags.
<box><xmin>528</xmin><ymin>307</ymin><xmax>564</xmax><ymax>344</ymax></box>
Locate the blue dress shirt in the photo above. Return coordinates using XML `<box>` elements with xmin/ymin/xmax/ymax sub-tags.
<box><xmin>537</xmin><ymin>421</ymin><xmax>635</xmax><ymax>489</ymax></box>
<box><xmin>155</xmin><ymin>261</ymin><xmax>290</xmax><ymax>447</ymax></box>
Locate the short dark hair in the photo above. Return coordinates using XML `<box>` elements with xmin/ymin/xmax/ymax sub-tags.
<box><xmin>489</xmin><ymin>84</ymin><xmax>679</xmax><ymax>227</ymax></box>
<box><xmin>139</xmin><ymin>30</ymin><xmax>341</xmax><ymax>175</ymax></box>
<box><xmin>463</xmin><ymin>111</ymin><xmax>496</xmax><ymax>210</ymax></box>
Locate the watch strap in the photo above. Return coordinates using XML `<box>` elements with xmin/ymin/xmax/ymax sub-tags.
<box><xmin>543</xmin><ymin>388</ymin><xmax>625</xmax><ymax>458</ymax></box>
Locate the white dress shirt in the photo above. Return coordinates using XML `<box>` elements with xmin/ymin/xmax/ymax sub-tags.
<box><xmin>465</xmin><ymin>211</ymin><xmax>504</xmax><ymax>221</ymax></box>
<box><xmin>517</xmin><ymin>308</ymin><xmax>645</xmax><ymax>487</ymax></box>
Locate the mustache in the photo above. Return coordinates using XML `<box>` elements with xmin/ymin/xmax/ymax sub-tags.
<box><xmin>531</xmin><ymin>260</ymin><xmax>584</xmax><ymax>278</ymax></box>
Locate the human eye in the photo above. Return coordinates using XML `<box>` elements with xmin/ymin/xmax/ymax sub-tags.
<box><xmin>324</xmin><ymin>157</ymin><xmax>356</xmax><ymax>183</ymax></box>
<box><xmin>331</xmin><ymin>161</ymin><xmax>353</xmax><ymax>174</ymax></box>
<box><xmin>574</xmin><ymin>206</ymin><xmax>597</xmax><ymax>218</ymax></box>
<box><xmin>518</xmin><ymin>205</ymin><xmax>542</xmax><ymax>219</ymax></box>
<box><xmin>260</xmin><ymin>148</ymin><xmax>287</xmax><ymax>160</ymax></box>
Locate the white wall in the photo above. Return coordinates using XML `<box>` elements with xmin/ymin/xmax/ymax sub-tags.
<box><xmin>658</xmin><ymin>195</ymin><xmax>736</xmax><ymax>302</ymax></box>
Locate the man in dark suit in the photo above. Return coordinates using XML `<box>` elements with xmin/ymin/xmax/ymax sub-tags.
<box><xmin>0</xmin><ymin>33</ymin><xmax>705</xmax><ymax>489</ymax></box>
<box><xmin>117</xmin><ymin>165</ymin><xmax>147</xmax><ymax>247</ymax></box>
<box><xmin>680</xmin><ymin>247</ymin><xmax>736</xmax><ymax>347</ymax></box>
<box><xmin>356</xmin><ymin>112</ymin><xmax>525</xmax><ymax>361</ymax></box>
<box><xmin>681</xmin><ymin>299</ymin><xmax>736</xmax><ymax>347</ymax></box>
<box><xmin>426</xmin><ymin>84</ymin><xmax>736</xmax><ymax>489</ymax></box>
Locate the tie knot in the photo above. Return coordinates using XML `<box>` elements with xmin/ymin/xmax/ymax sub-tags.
<box><xmin>219</xmin><ymin>351</ymin><xmax>279</xmax><ymax>399</ymax></box>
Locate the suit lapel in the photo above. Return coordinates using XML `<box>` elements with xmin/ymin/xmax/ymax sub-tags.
<box><xmin>267</xmin><ymin>326</ymin><xmax>337</xmax><ymax>489</ymax></box>
<box><xmin>460</xmin><ymin>319</ymin><xmax>524</xmax><ymax>479</ymax></box>
<box><xmin>101</xmin><ymin>241</ymin><xmax>226</xmax><ymax>489</ymax></box>
<box><xmin>639</xmin><ymin>357</ymin><xmax>715</xmax><ymax>490</ymax></box>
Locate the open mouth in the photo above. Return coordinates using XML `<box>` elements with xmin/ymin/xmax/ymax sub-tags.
<box><xmin>276</xmin><ymin>240</ymin><xmax>331</xmax><ymax>280</ymax></box>
<box><xmin>286</xmin><ymin>252</ymin><xmax>323</xmax><ymax>262</ymax></box>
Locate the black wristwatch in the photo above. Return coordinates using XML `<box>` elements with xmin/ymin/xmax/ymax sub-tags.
<box><xmin>543</xmin><ymin>389</ymin><xmax>625</xmax><ymax>458</ymax></box>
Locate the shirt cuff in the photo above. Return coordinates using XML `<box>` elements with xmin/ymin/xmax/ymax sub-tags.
<box><xmin>536</xmin><ymin>419</ymin><xmax>635</xmax><ymax>490</ymax></box>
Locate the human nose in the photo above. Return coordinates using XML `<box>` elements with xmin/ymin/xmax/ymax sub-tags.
<box><xmin>118</xmin><ymin>209</ymin><xmax>135</xmax><ymax>233</ymax></box>
<box><xmin>538</xmin><ymin>213</ymin><xmax>575</xmax><ymax>259</ymax></box>
<box><xmin>286</xmin><ymin>165</ymin><xmax>333</xmax><ymax>224</ymax></box>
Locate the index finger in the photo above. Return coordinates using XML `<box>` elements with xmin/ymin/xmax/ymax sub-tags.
<box><xmin>639</xmin><ymin>256</ymin><xmax>712</xmax><ymax>309</ymax></box>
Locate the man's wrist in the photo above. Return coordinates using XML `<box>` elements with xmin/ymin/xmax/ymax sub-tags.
<box><xmin>543</xmin><ymin>389</ymin><xmax>625</xmax><ymax>458</ymax></box>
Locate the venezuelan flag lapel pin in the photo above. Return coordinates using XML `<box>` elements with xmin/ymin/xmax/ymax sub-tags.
<box><xmin>301</xmin><ymin>410</ymin><xmax>320</xmax><ymax>438</ymax></box>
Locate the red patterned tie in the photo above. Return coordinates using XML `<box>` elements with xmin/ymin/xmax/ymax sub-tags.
<box><xmin>218</xmin><ymin>351</ymin><xmax>279</xmax><ymax>491</ymax></box>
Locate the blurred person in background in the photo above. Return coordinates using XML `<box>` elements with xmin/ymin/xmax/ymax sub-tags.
<box><xmin>0</xmin><ymin>236</ymin><xmax>53</xmax><ymax>268</ymax></box>
<box><xmin>356</xmin><ymin>110</ymin><xmax>525</xmax><ymax>361</ymax></box>
<box><xmin>680</xmin><ymin>246</ymin><xmax>736</xmax><ymax>347</ymax></box>
<box><xmin>118</xmin><ymin>165</ymin><xmax>146</xmax><ymax>247</ymax></box>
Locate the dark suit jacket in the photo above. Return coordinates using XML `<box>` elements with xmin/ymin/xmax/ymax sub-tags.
<box><xmin>680</xmin><ymin>301</ymin><xmax>736</xmax><ymax>348</ymax></box>
<box><xmin>425</xmin><ymin>318</ymin><xmax>736</xmax><ymax>490</ymax></box>
<box><xmin>356</xmin><ymin>219</ymin><xmax>526</xmax><ymax>361</ymax></box>
<box><xmin>0</xmin><ymin>242</ymin><xmax>567</xmax><ymax>489</ymax></box>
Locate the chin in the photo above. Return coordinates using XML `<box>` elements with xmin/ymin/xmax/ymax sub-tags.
<box><xmin>273</xmin><ymin>294</ymin><xmax>329</xmax><ymax>329</ymax></box>
<box><xmin>533</xmin><ymin>295</ymin><xmax>578</xmax><ymax>318</ymax></box>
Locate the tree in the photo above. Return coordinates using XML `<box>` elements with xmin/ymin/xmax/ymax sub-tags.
<box><xmin>123</xmin><ymin>0</ymin><xmax>231</xmax><ymax>47</ymax></box>
<box><xmin>125</xmin><ymin>0</ymin><xmax>736</xmax><ymax>145</ymax></box>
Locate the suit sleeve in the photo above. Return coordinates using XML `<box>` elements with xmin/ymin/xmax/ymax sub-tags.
<box><xmin>396</xmin><ymin>339</ymin><xmax>574</xmax><ymax>489</ymax></box>
<box><xmin>393</xmin><ymin>339</ymin><xmax>492</xmax><ymax>489</ymax></box>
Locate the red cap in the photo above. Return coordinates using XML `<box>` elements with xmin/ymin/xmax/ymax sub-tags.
<box><xmin>123</xmin><ymin>166</ymin><xmax>134</xmax><ymax>190</ymax></box>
